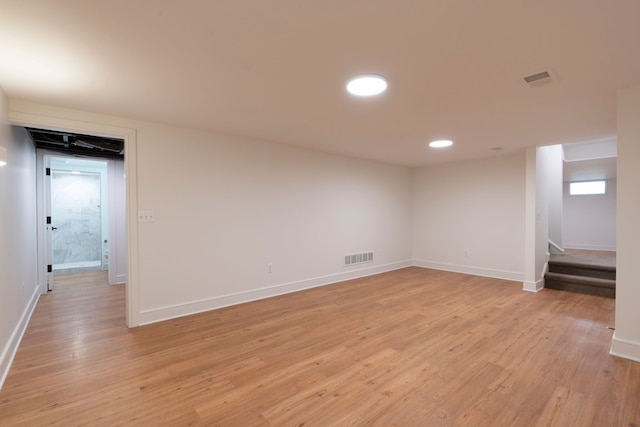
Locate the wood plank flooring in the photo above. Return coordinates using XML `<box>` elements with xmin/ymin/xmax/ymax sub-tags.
<box><xmin>1</xmin><ymin>267</ymin><xmax>638</xmax><ymax>426</ymax></box>
<box><xmin>54</xmin><ymin>270</ymin><xmax>110</xmax><ymax>290</ymax></box>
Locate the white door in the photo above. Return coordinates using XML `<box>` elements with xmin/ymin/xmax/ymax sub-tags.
<box><xmin>43</xmin><ymin>155</ymin><xmax>54</xmax><ymax>291</ymax></box>
<box><xmin>51</xmin><ymin>169</ymin><xmax>103</xmax><ymax>273</ymax></box>
<box><xmin>41</xmin><ymin>154</ymin><xmax>109</xmax><ymax>291</ymax></box>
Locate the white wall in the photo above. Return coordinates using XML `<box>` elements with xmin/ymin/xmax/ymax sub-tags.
<box><xmin>108</xmin><ymin>159</ymin><xmax>126</xmax><ymax>284</ymax></box>
<box><xmin>546</xmin><ymin>145</ymin><xmax>564</xmax><ymax>249</ymax></box>
<box><xmin>412</xmin><ymin>152</ymin><xmax>526</xmax><ymax>281</ymax></box>
<box><xmin>563</xmin><ymin>179</ymin><xmax>616</xmax><ymax>251</ymax></box>
<box><xmin>8</xmin><ymin>100</ymin><xmax>412</xmax><ymax>325</ymax></box>
<box><xmin>524</xmin><ymin>146</ymin><xmax>539</xmax><ymax>290</ymax></box>
<box><xmin>611</xmin><ymin>85</ymin><xmax>640</xmax><ymax>362</ymax></box>
<box><xmin>134</xmin><ymin>123</ymin><xmax>413</xmax><ymax>322</ymax></box>
<box><xmin>0</xmin><ymin>88</ymin><xmax>39</xmax><ymax>388</ymax></box>
<box><xmin>524</xmin><ymin>146</ymin><xmax>561</xmax><ymax>291</ymax></box>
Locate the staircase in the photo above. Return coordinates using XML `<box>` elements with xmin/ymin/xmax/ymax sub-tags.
<box><xmin>545</xmin><ymin>253</ymin><xmax>616</xmax><ymax>298</ymax></box>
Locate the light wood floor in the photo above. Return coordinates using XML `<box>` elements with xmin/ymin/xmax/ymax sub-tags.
<box><xmin>1</xmin><ymin>267</ymin><xmax>638</xmax><ymax>426</ymax></box>
<box><xmin>54</xmin><ymin>270</ymin><xmax>110</xmax><ymax>290</ymax></box>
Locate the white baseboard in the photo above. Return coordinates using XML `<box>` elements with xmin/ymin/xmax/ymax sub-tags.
<box><xmin>110</xmin><ymin>273</ymin><xmax>126</xmax><ymax>285</ymax></box>
<box><xmin>412</xmin><ymin>259</ymin><xmax>524</xmax><ymax>283</ymax></box>
<box><xmin>564</xmin><ymin>244</ymin><xmax>616</xmax><ymax>252</ymax></box>
<box><xmin>137</xmin><ymin>260</ymin><xmax>413</xmax><ymax>326</ymax></box>
<box><xmin>521</xmin><ymin>263</ymin><xmax>547</xmax><ymax>292</ymax></box>
<box><xmin>610</xmin><ymin>333</ymin><xmax>640</xmax><ymax>362</ymax></box>
<box><xmin>522</xmin><ymin>279</ymin><xmax>544</xmax><ymax>292</ymax></box>
<box><xmin>0</xmin><ymin>286</ymin><xmax>40</xmax><ymax>390</ymax></box>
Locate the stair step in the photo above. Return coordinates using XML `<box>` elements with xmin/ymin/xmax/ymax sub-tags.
<box><xmin>547</xmin><ymin>263</ymin><xmax>616</xmax><ymax>280</ymax></box>
<box><xmin>548</xmin><ymin>257</ymin><xmax>615</xmax><ymax>270</ymax></box>
<box><xmin>545</xmin><ymin>272</ymin><xmax>615</xmax><ymax>298</ymax></box>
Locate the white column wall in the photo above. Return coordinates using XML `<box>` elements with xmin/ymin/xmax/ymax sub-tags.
<box><xmin>108</xmin><ymin>159</ymin><xmax>127</xmax><ymax>285</ymax></box>
<box><xmin>611</xmin><ymin>85</ymin><xmax>640</xmax><ymax>362</ymax></box>
<box><xmin>546</xmin><ymin>145</ymin><xmax>564</xmax><ymax>250</ymax></box>
<box><xmin>523</xmin><ymin>146</ymin><xmax>560</xmax><ymax>292</ymax></box>
<box><xmin>524</xmin><ymin>147</ymin><xmax>539</xmax><ymax>290</ymax></box>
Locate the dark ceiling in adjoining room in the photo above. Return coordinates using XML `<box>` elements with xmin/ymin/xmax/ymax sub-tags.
<box><xmin>26</xmin><ymin>128</ymin><xmax>124</xmax><ymax>159</ymax></box>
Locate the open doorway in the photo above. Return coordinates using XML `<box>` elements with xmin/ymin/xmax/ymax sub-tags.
<box><xmin>50</xmin><ymin>156</ymin><xmax>106</xmax><ymax>276</ymax></box>
<box><xmin>45</xmin><ymin>155</ymin><xmax>125</xmax><ymax>291</ymax></box>
<box><xmin>39</xmin><ymin>150</ymin><xmax>126</xmax><ymax>292</ymax></box>
<box><xmin>542</xmin><ymin>139</ymin><xmax>617</xmax><ymax>297</ymax></box>
<box><xmin>9</xmin><ymin>113</ymin><xmax>138</xmax><ymax>327</ymax></box>
<box><xmin>25</xmin><ymin>126</ymin><xmax>127</xmax><ymax>294</ymax></box>
<box><xmin>561</xmin><ymin>139</ymin><xmax>617</xmax><ymax>253</ymax></box>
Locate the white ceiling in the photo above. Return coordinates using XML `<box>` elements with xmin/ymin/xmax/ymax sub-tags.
<box><xmin>1</xmin><ymin>1</ymin><xmax>639</xmax><ymax>167</ymax></box>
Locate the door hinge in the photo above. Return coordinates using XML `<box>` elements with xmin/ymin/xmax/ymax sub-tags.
<box><xmin>46</xmin><ymin>167</ymin><xmax>51</xmax><ymax>176</ymax></box>
<box><xmin>47</xmin><ymin>264</ymin><xmax>52</xmax><ymax>273</ymax></box>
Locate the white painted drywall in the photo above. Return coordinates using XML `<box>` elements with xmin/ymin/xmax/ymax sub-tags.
<box><xmin>412</xmin><ymin>153</ymin><xmax>526</xmax><ymax>281</ymax></box>
<box><xmin>108</xmin><ymin>159</ymin><xmax>126</xmax><ymax>284</ymax></box>
<box><xmin>545</xmin><ymin>145</ymin><xmax>564</xmax><ymax>250</ymax></box>
<box><xmin>611</xmin><ymin>85</ymin><xmax>640</xmax><ymax>362</ymax></box>
<box><xmin>524</xmin><ymin>146</ymin><xmax>559</xmax><ymax>291</ymax></box>
<box><xmin>524</xmin><ymin>147</ymin><xmax>540</xmax><ymax>291</ymax></box>
<box><xmin>0</xmin><ymin>88</ymin><xmax>39</xmax><ymax>388</ymax></box>
<box><xmin>532</xmin><ymin>146</ymin><xmax>556</xmax><ymax>285</ymax></box>
<box><xmin>563</xmin><ymin>179</ymin><xmax>616</xmax><ymax>251</ymax></box>
<box><xmin>133</xmin><ymin>123</ymin><xmax>413</xmax><ymax>322</ymax></box>
<box><xmin>563</xmin><ymin>138</ymin><xmax>617</xmax><ymax>162</ymax></box>
<box><xmin>8</xmin><ymin>100</ymin><xmax>412</xmax><ymax>325</ymax></box>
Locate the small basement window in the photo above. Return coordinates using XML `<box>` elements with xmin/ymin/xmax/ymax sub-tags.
<box><xmin>569</xmin><ymin>180</ymin><xmax>606</xmax><ymax>195</ymax></box>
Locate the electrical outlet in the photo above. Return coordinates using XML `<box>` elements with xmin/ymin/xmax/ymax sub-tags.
<box><xmin>268</xmin><ymin>263</ymin><xmax>273</xmax><ymax>273</ymax></box>
<box><xmin>464</xmin><ymin>250</ymin><xmax>470</xmax><ymax>257</ymax></box>
<box><xmin>138</xmin><ymin>210</ymin><xmax>155</xmax><ymax>223</ymax></box>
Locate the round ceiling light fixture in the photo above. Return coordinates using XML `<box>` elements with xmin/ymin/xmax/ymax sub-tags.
<box><xmin>346</xmin><ymin>74</ymin><xmax>388</xmax><ymax>96</ymax></box>
<box><xmin>429</xmin><ymin>139</ymin><xmax>453</xmax><ymax>148</ymax></box>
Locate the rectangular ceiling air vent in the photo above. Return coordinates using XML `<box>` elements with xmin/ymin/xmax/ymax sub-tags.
<box><xmin>523</xmin><ymin>71</ymin><xmax>551</xmax><ymax>85</ymax></box>
<box><xmin>344</xmin><ymin>251</ymin><xmax>374</xmax><ymax>266</ymax></box>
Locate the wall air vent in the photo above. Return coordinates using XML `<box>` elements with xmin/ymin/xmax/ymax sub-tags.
<box><xmin>344</xmin><ymin>251</ymin><xmax>374</xmax><ymax>266</ymax></box>
<box><xmin>523</xmin><ymin>71</ymin><xmax>552</xmax><ymax>86</ymax></box>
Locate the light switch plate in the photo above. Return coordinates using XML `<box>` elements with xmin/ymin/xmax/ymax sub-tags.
<box><xmin>138</xmin><ymin>210</ymin><xmax>155</xmax><ymax>223</ymax></box>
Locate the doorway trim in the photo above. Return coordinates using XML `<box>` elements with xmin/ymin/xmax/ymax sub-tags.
<box><xmin>8</xmin><ymin>111</ymin><xmax>139</xmax><ymax>327</ymax></box>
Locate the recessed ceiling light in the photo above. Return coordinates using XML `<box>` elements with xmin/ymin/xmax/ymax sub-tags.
<box><xmin>346</xmin><ymin>74</ymin><xmax>388</xmax><ymax>96</ymax></box>
<box><xmin>429</xmin><ymin>139</ymin><xmax>453</xmax><ymax>148</ymax></box>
